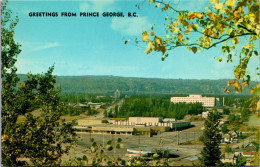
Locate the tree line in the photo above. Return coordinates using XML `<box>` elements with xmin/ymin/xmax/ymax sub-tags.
<box><xmin>106</xmin><ymin>96</ymin><xmax>204</xmax><ymax>120</ymax></box>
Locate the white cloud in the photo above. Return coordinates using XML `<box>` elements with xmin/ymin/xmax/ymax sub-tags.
<box><xmin>80</xmin><ymin>3</ymin><xmax>90</xmax><ymax>12</ymax></box>
<box><xmin>31</xmin><ymin>42</ymin><xmax>60</xmax><ymax>52</ymax></box>
<box><xmin>110</xmin><ymin>17</ymin><xmax>151</xmax><ymax>36</ymax></box>
<box><xmin>79</xmin><ymin>0</ymin><xmax>115</xmax><ymax>12</ymax></box>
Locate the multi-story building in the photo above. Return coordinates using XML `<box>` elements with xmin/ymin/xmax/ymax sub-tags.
<box><xmin>170</xmin><ymin>94</ymin><xmax>219</xmax><ymax>108</ymax></box>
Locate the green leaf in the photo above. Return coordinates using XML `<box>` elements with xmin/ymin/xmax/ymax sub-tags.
<box><xmin>254</xmin><ymin>50</ymin><xmax>258</xmax><ymax>56</ymax></box>
<box><xmin>117</xmin><ymin>138</ymin><xmax>122</xmax><ymax>143</ymax></box>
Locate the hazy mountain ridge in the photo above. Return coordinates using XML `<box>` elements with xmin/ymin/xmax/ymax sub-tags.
<box><xmin>17</xmin><ymin>74</ymin><xmax>255</xmax><ymax>95</ymax></box>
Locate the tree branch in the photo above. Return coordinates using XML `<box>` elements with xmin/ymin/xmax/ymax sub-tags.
<box><xmin>153</xmin><ymin>0</ymin><xmax>188</xmax><ymax>13</ymax></box>
<box><xmin>167</xmin><ymin>32</ymin><xmax>255</xmax><ymax>50</ymax></box>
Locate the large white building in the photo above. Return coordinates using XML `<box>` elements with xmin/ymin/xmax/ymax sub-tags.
<box><xmin>170</xmin><ymin>94</ymin><xmax>219</xmax><ymax>108</ymax></box>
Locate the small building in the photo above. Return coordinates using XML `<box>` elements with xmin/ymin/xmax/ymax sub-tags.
<box><xmin>222</xmin><ymin>133</ymin><xmax>234</xmax><ymax>143</ymax></box>
<box><xmin>202</xmin><ymin>111</ymin><xmax>209</xmax><ymax>118</ymax></box>
<box><xmin>221</xmin><ymin>153</ymin><xmax>236</xmax><ymax>164</ymax></box>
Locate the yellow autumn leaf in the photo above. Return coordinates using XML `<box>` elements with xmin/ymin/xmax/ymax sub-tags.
<box><xmin>142</xmin><ymin>31</ymin><xmax>148</xmax><ymax>41</ymax></box>
<box><xmin>238</xmin><ymin>18</ymin><xmax>243</xmax><ymax>23</ymax></box>
<box><xmin>242</xmin><ymin>81</ymin><xmax>248</xmax><ymax>86</ymax></box>
<box><xmin>256</xmin><ymin>25</ymin><xmax>260</xmax><ymax>35</ymax></box>
<box><xmin>154</xmin><ymin>36</ymin><xmax>162</xmax><ymax>45</ymax></box>
<box><xmin>231</xmin><ymin>38</ymin><xmax>238</xmax><ymax>44</ymax></box>
<box><xmin>207</xmin><ymin>29</ymin><xmax>212</xmax><ymax>36</ymax></box>
<box><xmin>246</xmin><ymin>24</ymin><xmax>252</xmax><ymax>29</ymax></box>
<box><xmin>234</xmin><ymin>11</ymin><xmax>240</xmax><ymax>18</ymax></box>
<box><xmin>172</xmin><ymin>28</ymin><xmax>179</xmax><ymax>33</ymax></box>
<box><xmin>178</xmin><ymin>33</ymin><xmax>183</xmax><ymax>41</ymax></box>
<box><xmin>150</xmin><ymin>32</ymin><xmax>154</xmax><ymax>36</ymax></box>
<box><xmin>226</xmin><ymin>0</ymin><xmax>234</xmax><ymax>7</ymax></box>
<box><xmin>144</xmin><ymin>40</ymin><xmax>153</xmax><ymax>53</ymax></box>
<box><xmin>227</xmin><ymin>81</ymin><xmax>231</xmax><ymax>87</ymax></box>
<box><xmin>220</xmin><ymin>6</ymin><xmax>225</xmax><ymax>13</ymax></box>
<box><xmin>234</xmin><ymin>82</ymin><xmax>238</xmax><ymax>88</ymax></box>
<box><xmin>227</xmin><ymin>28</ymin><xmax>233</xmax><ymax>35</ymax></box>
<box><xmin>249</xmin><ymin>14</ymin><xmax>255</xmax><ymax>23</ymax></box>
<box><xmin>213</xmin><ymin>2</ymin><xmax>220</xmax><ymax>9</ymax></box>
<box><xmin>196</xmin><ymin>13</ymin><xmax>203</xmax><ymax>19</ymax></box>
<box><xmin>208</xmin><ymin>13</ymin><xmax>216</xmax><ymax>20</ymax></box>
<box><xmin>172</xmin><ymin>22</ymin><xmax>177</xmax><ymax>27</ymax></box>
<box><xmin>225</xmin><ymin>89</ymin><xmax>230</xmax><ymax>93</ymax></box>
<box><xmin>244</xmin><ymin>44</ymin><xmax>250</xmax><ymax>48</ymax></box>
<box><xmin>250</xmin><ymin>88</ymin><xmax>254</xmax><ymax>94</ymax></box>
<box><xmin>204</xmin><ymin>42</ymin><xmax>210</xmax><ymax>48</ymax></box>
<box><xmin>2</xmin><ymin>134</ymin><xmax>8</xmax><ymax>142</ymax></box>
<box><xmin>185</xmin><ymin>25</ymin><xmax>192</xmax><ymax>34</ymax></box>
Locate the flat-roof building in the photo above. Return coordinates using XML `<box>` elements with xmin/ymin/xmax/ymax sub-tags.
<box><xmin>170</xmin><ymin>94</ymin><xmax>219</xmax><ymax>108</ymax></box>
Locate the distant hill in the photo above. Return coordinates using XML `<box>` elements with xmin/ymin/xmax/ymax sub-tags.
<box><xmin>17</xmin><ymin>74</ymin><xmax>255</xmax><ymax>95</ymax></box>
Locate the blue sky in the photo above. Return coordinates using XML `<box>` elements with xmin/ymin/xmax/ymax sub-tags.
<box><xmin>7</xmin><ymin>0</ymin><xmax>259</xmax><ymax>80</ymax></box>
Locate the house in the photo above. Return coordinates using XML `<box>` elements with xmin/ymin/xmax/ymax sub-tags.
<box><xmin>222</xmin><ymin>133</ymin><xmax>234</xmax><ymax>143</ymax></box>
<box><xmin>234</xmin><ymin>148</ymin><xmax>244</xmax><ymax>156</ymax></box>
<box><xmin>234</xmin><ymin>141</ymin><xmax>259</xmax><ymax>157</ymax></box>
<box><xmin>242</xmin><ymin>151</ymin><xmax>255</xmax><ymax>157</ymax></box>
<box><xmin>221</xmin><ymin>153</ymin><xmax>236</xmax><ymax>164</ymax></box>
<box><xmin>242</xmin><ymin>142</ymin><xmax>259</xmax><ymax>157</ymax></box>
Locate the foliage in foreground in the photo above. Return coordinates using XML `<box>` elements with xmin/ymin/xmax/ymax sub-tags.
<box><xmin>1</xmin><ymin>1</ymin><xmax>75</xmax><ymax>165</ymax></box>
<box><xmin>139</xmin><ymin>0</ymin><xmax>259</xmax><ymax>92</ymax></box>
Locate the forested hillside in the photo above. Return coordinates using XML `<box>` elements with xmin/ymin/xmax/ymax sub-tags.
<box><xmin>17</xmin><ymin>75</ymin><xmax>255</xmax><ymax>95</ymax></box>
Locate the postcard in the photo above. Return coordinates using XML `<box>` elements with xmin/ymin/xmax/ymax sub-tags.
<box><xmin>1</xmin><ymin>0</ymin><xmax>259</xmax><ymax>166</ymax></box>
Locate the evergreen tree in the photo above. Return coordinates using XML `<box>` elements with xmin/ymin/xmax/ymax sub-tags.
<box><xmin>199</xmin><ymin>111</ymin><xmax>222</xmax><ymax>166</ymax></box>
